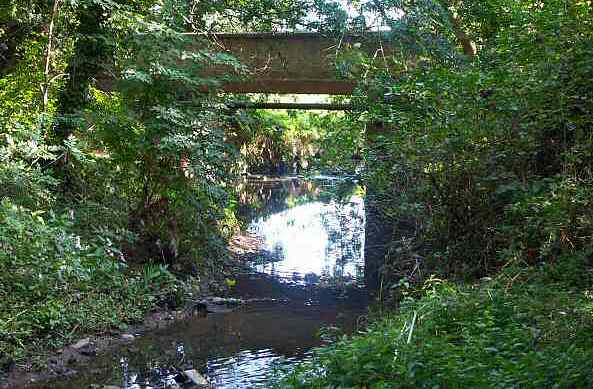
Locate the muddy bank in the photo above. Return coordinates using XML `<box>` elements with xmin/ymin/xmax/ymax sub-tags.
<box><xmin>1</xmin><ymin>289</ymin><xmax>227</xmax><ymax>387</ymax></box>
<box><xmin>2</xmin><ymin>308</ymin><xmax>196</xmax><ymax>388</ymax></box>
<box><xmin>2</xmin><ymin>234</ymin><xmax>290</xmax><ymax>387</ymax></box>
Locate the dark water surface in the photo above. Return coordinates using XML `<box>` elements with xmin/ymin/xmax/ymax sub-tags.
<box><xmin>40</xmin><ymin>177</ymin><xmax>368</xmax><ymax>388</ymax></box>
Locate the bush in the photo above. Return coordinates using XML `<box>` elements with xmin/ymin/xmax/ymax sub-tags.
<box><xmin>280</xmin><ymin>270</ymin><xmax>593</xmax><ymax>388</ymax></box>
<box><xmin>0</xmin><ymin>200</ymin><xmax>177</xmax><ymax>361</ymax></box>
<box><xmin>357</xmin><ymin>0</ymin><xmax>593</xmax><ymax>286</ymax></box>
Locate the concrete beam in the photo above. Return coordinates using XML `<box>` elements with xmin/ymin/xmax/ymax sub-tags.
<box><xmin>222</xmin><ymin>79</ymin><xmax>356</xmax><ymax>95</ymax></box>
<box><xmin>204</xmin><ymin>32</ymin><xmax>392</xmax><ymax>95</ymax></box>
<box><xmin>229</xmin><ymin>101</ymin><xmax>354</xmax><ymax>110</ymax></box>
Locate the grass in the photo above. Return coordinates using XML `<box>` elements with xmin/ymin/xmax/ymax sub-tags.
<box><xmin>279</xmin><ymin>265</ymin><xmax>593</xmax><ymax>388</ymax></box>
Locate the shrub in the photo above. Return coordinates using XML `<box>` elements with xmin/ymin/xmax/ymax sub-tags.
<box><xmin>280</xmin><ymin>271</ymin><xmax>593</xmax><ymax>388</ymax></box>
<box><xmin>0</xmin><ymin>200</ymin><xmax>177</xmax><ymax>361</ymax></box>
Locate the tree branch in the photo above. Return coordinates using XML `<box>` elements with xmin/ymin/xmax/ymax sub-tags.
<box><xmin>42</xmin><ymin>0</ymin><xmax>61</xmax><ymax>111</ymax></box>
<box><xmin>438</xmin><ymin>1</ymin><xmax>476</xmax><ymax>57</ymax></box>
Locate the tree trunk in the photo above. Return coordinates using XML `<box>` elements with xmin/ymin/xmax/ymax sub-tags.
<box><xmin>53</xmin><ymin>3</ymin><xmax>113</xmax><ymax>182</ymax></box>
<box><xmin>437</xmin><ymin>1</ymin><xmax>476</xmax><ymax>58</ymax></box>
<box><xmin>450</xmin><ymin>15</ymin><xmax>476</xmax><ymax>57</ymax></box>
<box><xmin>42</xmin><ymin>0</ymin><xmax>61</xmax><ymax>111</ymax></box>
<box><xmin>55</xmin><ymin>3</ymin><xmax>111</xmax><ymax>149</ymax></box>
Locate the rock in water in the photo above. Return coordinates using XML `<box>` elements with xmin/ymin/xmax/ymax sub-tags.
<box><xmin>71</xmin><ymin>338</ymin><xmax>91</xmax><ymax>349</ymax></box>
<box><xmin>205</xmin><ymin>303</ymin><xmax>234</xmax><ymax>314</ymax></box>
<box><xmin>121</xmin><ymin>334</ymin><xmax>135</xmax><ymax>341</ymax></box>
<box><xmin>183</xmin><ymin>369</ymin><xmax>209</xmax><ymax>387</ymax></box>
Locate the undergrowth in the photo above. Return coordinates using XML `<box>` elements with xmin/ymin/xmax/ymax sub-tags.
<box><xmin>280</xmin><ymin>265</ymin><xmax>593</xmax><ymax>388</ymax></box>
<box><xmin>0</xmin><ymin>199</ymin><xmax>179</xmax><ymax>366</ymax></box>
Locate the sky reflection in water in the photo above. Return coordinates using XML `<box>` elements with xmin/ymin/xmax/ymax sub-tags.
<box><xmin>248</xmin><ymin>195</ymin><xmax>365</xmax><ymax>284</ymax></box>
<box><xmin>36</xmin><ymin>179</ymin><xmax>367</xmax><ymax>389</ymax></box>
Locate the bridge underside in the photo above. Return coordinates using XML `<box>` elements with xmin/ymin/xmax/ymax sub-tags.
<box><xmin>212</xmin><ymin>33</ymin><xmax>392</xmax><ymax>286</ymax></box>
<box><xmin>223</xmin><ymin>79</ymin><xmax>356</xmax><ymax>95</ymax></box>
<box><xmin>208</xmin><ymin>32</ymin><xmax>391</xmax><ymax>97</ymax></box>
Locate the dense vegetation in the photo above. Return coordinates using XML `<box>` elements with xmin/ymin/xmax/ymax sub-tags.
<box><xmin>282</xmin><ymin>273</ymin><xmax>593</xmax><ymax>387</ymax></box>
<box><xmin>0</xmin><ymin>0</ymin><xmax>319</xmax><ymax>367</ymax></box>
<box><xmin>2</xmin><ymin>0</ymin><xmax>593</xmax><ymax>386</ymax></box>
<box><xmin>228</xmin><ymin>109</ymin><xmax>362</xmax><ymax>175</ymax></box>
<box><xmin>280</xmin><ymin>0</ymin><xmax>593</xmax><ymax>387</ymax></box>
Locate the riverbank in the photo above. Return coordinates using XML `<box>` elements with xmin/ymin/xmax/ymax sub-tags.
<box><xmin>0</xmin><ymin>235</ymin><xmax>251</xmax><ymax>388</ymax></box>
<box><xmin>2</xmin><ymin>176</ymin><xmax>368</xmax><ymax>388</ymax></box>
<box><xmin>2</xmin><ymin>303</ymin><xmax>199</xmax><ymax>388</ymax></box>
<box><xmin>0</xmin><ymin>177</ymin><xmax>300</xmax><ymax>386</ymax></box>
<box><xmin>280</xmin><ymin>263</ymin><xmax>593</xmax><ymax>387</ymax></box>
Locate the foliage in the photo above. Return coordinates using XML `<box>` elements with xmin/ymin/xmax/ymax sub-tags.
<box><xmin>230</xmin><ymin>109</ymin><xmax>324</xmax><ymax>175</ymax></box>
<box><xmin>0</xmin><ymin>199</ymin><xmax>178</xmax><ymax>361</ymax></box>
<box><xmin>229</xmin><ymin>108</ymin><xmax>364</xmax><ymax>176</ymax></box>
<box><xmin>342</xmin><ymin>0</ymin><xmax>593</xmax><ymax>285</ymax></box>
<box><xmin>70</xmin><ymin>2</ymin><xmax>244</xmax><ymax>266</ymax></box>
<box><xmin>310</xmin><ymin>111</ymin><xmax>365</xmax><ymax>174</ymax></box>
<box><xmin>280</xmin><ymin>268</ymin><xmax>593</xmax><ymax>388</ymax></box>
<box><xmin>0</xmin><ymin>0</ymin><xmax>315</xmax><ymax>365</ymax></box>
<box><xmin>281</xmin><ymin>1</ymin><xmax>593</xmax><ymax>386</ymax></box>
<box><xmin>194</xmin><ymin>0</ymin><xmax>312</xmax><ymax>31</ymax></box>
<box><xmin>3</xmin><ymin>0</ymin><xmax>593</xmax><ymax>384</ymax></box>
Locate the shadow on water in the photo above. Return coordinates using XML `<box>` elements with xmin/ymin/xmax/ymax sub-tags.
<box><xmin>38</xmin><ymin>176</ymin><xmax>368</xmax><ymax>388</ymax></box>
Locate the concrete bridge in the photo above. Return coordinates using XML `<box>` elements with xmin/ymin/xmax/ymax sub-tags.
<box><xmin>207</xmin><ymin>32</ymin><xmax>393</xmax><ymax>101</ymax></box>
<box><xmin>208</xmin><ymin>32</ymin><xmax>393</xmax><ymax>290</ymax></box>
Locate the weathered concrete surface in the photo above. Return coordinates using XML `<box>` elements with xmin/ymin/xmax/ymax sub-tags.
<box><xmin>208</xmin><ymin>32</ymin><xmax>392</xmax><ymax>94</ymax></box>
<box><xmin>229</xmin><ymin>101</ymin><xmax>354</xmax><ymax>110</ymax></box>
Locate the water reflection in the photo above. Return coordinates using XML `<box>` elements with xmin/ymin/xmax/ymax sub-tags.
<box><xmin>236</xmin><ymin>178</ymin><xmax>321</xmax><ymax>224</ymax></box>
<box><xmin>207</xmin><ymin>349</ymin><xmax>298</xmax><ymax>388</ymax></box>
<box><xmin>31</xmin><ymin>177</ymin><xmax>367</xmax><ymax>389</ymax></box>
<box><xmin>248</xmin><ymin>196</ymin><xmax>365</xmax><ymax>285</ymax></box>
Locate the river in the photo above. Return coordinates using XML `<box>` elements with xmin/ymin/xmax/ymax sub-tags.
<box><xmin>36</xmin><ymin>176</ymin><xmax>369</xmax><ymax>388</ymax></box>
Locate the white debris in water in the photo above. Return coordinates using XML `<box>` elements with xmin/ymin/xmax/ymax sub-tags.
<box><xmin>184</xmin><ymin>369</ymin><xmax>210</xmax><ymax>386</ymax></box>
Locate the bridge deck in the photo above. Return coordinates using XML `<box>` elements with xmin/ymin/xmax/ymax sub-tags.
<box><xmin>205</xmin><ymin>32</ymin><xmax>392</xmax><ymax>95</ymax></box>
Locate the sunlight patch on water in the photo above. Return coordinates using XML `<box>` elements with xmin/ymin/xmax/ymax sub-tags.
<box><xmin>248</xmin><ymin>195</ymin><xmax>365</xmax><ymax>284</ymax></box>
<box><xmin>207</xmin><ymin>349</ymin><xmax>302</xmax><ymax>388</ymax></box>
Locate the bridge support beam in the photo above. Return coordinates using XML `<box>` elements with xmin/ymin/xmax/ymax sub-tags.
<box><xmin>229</xmin><ymin>102</ymin><xmax>354</xmax><ymax>110</ymax></box>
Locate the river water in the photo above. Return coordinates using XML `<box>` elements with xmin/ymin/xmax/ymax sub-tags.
<box><xmin>37</xmin><ymin>177</ymin><xmax>368</xmax><ymax>388</ymax></box>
